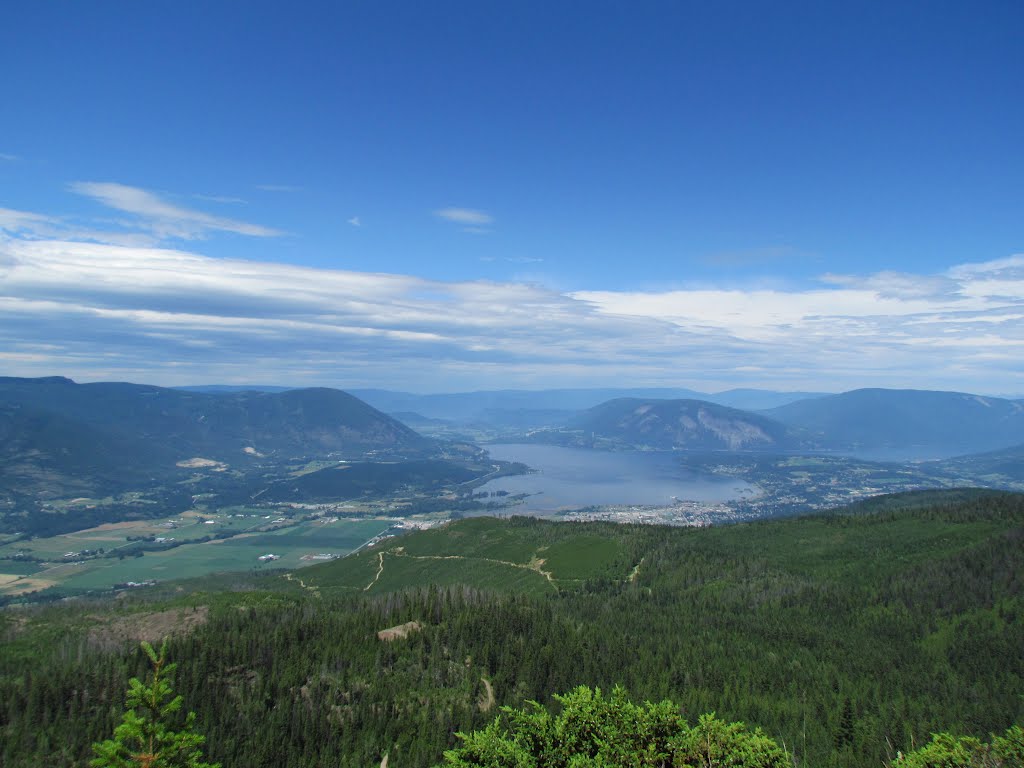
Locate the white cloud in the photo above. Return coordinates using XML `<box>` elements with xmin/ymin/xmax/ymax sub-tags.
<box><xmin>347</xmin><ymin>216</ymin><xmax>361</xmax><ymax>227</ymax></box>
<box><xmin>0</xmin><ymin>153</ymin><xmax>19</xmax><ymax>162</ymax></box>
<box><xmin>0</xmin><ymin>207</ymin><xmax>58</xmax><ymax>233</ymax></box>
<box><xmin>435</xmin><ymin>207</ymin><xmax>494</xmax><ymax>226</ymax></box>
<box><xmin>0</xmin><ymin>223</ymin><xmax>1022</xmax><ymax>393</ymax></box>
<box><xmin>70</xmin><ymin>182</ymin><xmax>282</xmax><ymax>240</ymax></box>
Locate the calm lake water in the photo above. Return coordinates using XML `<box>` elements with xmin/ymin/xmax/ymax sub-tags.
<box><xmin>479</xmin><ymin>443</ymin><xmax>753</xmax><ymax>512</ymax></box>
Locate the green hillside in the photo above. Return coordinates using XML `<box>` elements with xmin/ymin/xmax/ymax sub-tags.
<box><xmin>2</xmin><ymin>489</ymin><xmax>1021</xmax><ymax>768</ymax></box>
<box><xmin>259</xmin><ymin>459</ymin><xmax>487</xmax><ymax>503</ymax></box>
<box><xmin>303</xmin><ymin>515</ymin><xmax>643</xmax><ymax>596</ymax></box>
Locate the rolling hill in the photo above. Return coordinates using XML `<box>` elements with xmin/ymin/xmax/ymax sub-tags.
<box><xmin>0</xmin><ymin>376</ymin><xmax>430</xmax><ymax>463</ymax></box>
<box><xmin>566</xmin><ymin>397</ymin><xmax>799</xmax><ymax>450</ymax></box>
<box><xmin>765</xmin><ymin>388</ymin><xmax>1024</xmax><ymax>458</ymax></box>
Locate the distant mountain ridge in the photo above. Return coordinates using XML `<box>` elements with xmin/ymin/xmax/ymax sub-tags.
<box><xmin>0</xmin><ymin>377</ymin><xmax>426</xmax><ymax>460</ymax></box>
<box><xmin>765</xmin><ymin>388</ymin><xmax>1024</xmax><ymax>458</ymax></box>
<box><xmin>567</xmin><ymin>397</ymin><xmax>798</xmax><ymax>451</ymax></box>
<box><xmin>348</xmin><ymin>387</ymin><xmax>827</xmax><ymax>425</ymax></box>
<box><xmin>0</xmin><ymin>376</ymin><xmax>430</xmax><ymax>499</ymax></box>
<box><xmin>175</xmin><ymin>384</ymin><xmax>294</xmax><ymax>394</ymax></box>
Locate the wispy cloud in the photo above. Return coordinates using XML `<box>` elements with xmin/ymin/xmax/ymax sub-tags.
<box><xmin>70</xmin><ymin>182</ymin><xmax>281</xmax><ymax>240</ymax></box>
<box><xmin>435</xmin><ymin>207</ymin><xmax>494</xmax><ymax>226</ymax></box>
<box><xmin>0</xmin><ymin>153</ymin><xmax>19</xmax><ymax>162</ymax></box>
<box><xmin>0</xmin><ymin>207</ymin><xmax>58</xmax><ymax>233</ymax></box>
<box><xmin>0</xmin><ymin>207</ymin><xmax>156</xmax><ymax>247</ymax></box>
<box><xmin>256</xmin><ymin>184</ymin><xmax>302</xmax><ymax>193</ymax></box>
<box><xmin>347</xmin><ymin>216</ymin><xmax>361</xmax><ymax>227</ymax></box>
<box><xmin>0</xmin><ymin>217</ymin><xmax>1021</xmax><ymax>392</ymax></box>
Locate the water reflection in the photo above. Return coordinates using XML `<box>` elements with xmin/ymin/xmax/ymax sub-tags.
<box><xmin>479</xmin><ymin>443</ymin><xmax>752</xmax><ymax>512</ymax></box>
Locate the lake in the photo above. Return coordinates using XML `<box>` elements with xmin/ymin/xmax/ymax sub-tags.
<box><xmin>479</xmin><ymin>443</ymin><xmax>753</xmax><ymax>512</ymax></box>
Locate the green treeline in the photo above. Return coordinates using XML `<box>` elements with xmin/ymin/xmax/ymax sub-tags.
<box><xmin>1</xmin><ymin>490</ymin><xmax>1022</xmax><ymax>767</ymax></box>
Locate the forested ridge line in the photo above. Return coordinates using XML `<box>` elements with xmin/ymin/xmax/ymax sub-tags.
<box><xmin>2</xmin><ymin>489</ymin><xmax>1022</xmax><ymax>767</ymax></box>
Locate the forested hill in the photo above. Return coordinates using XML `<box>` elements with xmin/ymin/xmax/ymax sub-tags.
<box><xmin>565</xmin><ymin>397</ymin><xmax>798</xmax><ymax>450</ymax></box>
<box><xmin>764</xmin><ymin>388</ymin><xmax>1024</xmax><ymax>456</ymax></box>
<box><xmin>0</xmin><ymin>376</ymin><xmax>433</xmax><ymax>501</ymax></box>
<box><xmin>2</xmin><ymin>489</ymin><xmax>1022</xmax><ymax>767</ymax></box>
<box><xmin>0</xmin><ymin>376</ymin><xmax>428</xmax><ymax>461</ymax></box>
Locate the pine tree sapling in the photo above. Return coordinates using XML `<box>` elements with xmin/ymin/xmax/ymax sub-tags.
<box><xmin>91</xmin><ymin>640</ymin><xmax>219</xmax><ymax>768</ymax></box>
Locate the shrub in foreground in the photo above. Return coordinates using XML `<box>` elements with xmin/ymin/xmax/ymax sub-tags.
<box><xmin>438</xmin><ymin>685</ymin><xmax>788</xmax><ymax>767</ymax></box>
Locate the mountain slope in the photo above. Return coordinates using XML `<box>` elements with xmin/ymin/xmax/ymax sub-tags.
<box><xmin>0</xmin><ymin>377</ymin><xmax>429</xmax><ymax>462</ymax></box>
<box><xmin>0</xmin><ymin>377</ymin><xmax>433</xmax><ymax>508</ymax></box>
<box><xmin>765</xmin><ymin>388</ymin><xmax>1024</xmax><ymax>457</ymax></box>
<box><xmin>0</xmin><ymin>404</ymin><xmax>169</xmax><ymax>499</ymax></box>
<box><xmin>568</xmin><ymin>398</ymin><xmax>798</xmax><ymax>450</ymax></box>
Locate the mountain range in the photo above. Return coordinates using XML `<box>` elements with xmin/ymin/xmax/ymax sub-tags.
<box><xmin>0</xmin><ymin>376</ymin><xmax>430</xmax><ymax>500</ymax></box>
<box><xmin>349</xmin><ymin>386</ymin><xmax>827</xmax><ymax>424</ymax></box>
<box><xmin>7</xmin><ymin>378</ymin><xmax>1024</xmax><ymax>474</ymax></box>
<box><xmin>764</xmin><ymin>388</ymin><xmax>1024</xmax><ymax>458</ymax></box>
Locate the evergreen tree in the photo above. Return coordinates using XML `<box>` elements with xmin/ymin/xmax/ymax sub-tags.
<box><xmin>91</xmin><ymin>640</ymin><xmax>219</xmax><ymax>768</ymax></box>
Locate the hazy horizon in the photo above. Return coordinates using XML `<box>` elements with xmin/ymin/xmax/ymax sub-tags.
<box><xmin>10</xmin><ymin>374</ymin><xmax>1024</xmax><ymax>402</ymax></box>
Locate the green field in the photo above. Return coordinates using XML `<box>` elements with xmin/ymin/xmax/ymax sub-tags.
<box><xmin>0</xmin><ymin>511</ymin><xmax>271</xmax><ymax>560</ymax></box>
<box><xmin>0</xmin><ymin>516</ymin><xmax>395</xmax><ymax>596</ymax></box>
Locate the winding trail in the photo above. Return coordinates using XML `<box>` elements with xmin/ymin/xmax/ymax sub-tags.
<box><xmin>389</xmin><ymin>551</ymin><xmax>559</xmax><ymax>591</ymax></box>
<box><xmin>364</xmin><ymin>551</ymin><xmax>385</xmax><ymax>591</ymax></box>
<box><xmin>283</xmin><ymin>571</ymin><xmax>320</xmax><ymax>597</ymax></box>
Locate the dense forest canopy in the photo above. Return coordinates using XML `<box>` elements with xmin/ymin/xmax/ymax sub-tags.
<box><xmin>2</xmin><ymin>489</ymin><xmax>1022</xmax><ymax>767</ymax></box>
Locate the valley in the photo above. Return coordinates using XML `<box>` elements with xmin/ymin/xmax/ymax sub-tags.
<box><xmin>6</xmin><ymin>13</ymin><xmax>1022</xmax><ymax>767</ymax></box>
<box><xmin>4</xmin><ymin>377</ymin><xmax>1024</xmax><ymax>601</ymax></box>
<box><xmin>0</xmin><ymin>510</ymin><xmax>399</xmax><ymax>597</ymax></box>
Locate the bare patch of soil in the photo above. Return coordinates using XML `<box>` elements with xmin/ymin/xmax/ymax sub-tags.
<box><xmin>377</xmin><ymin>620</ymin><xmax>422</xmax><ymax>642</ymax></box>
<box><xmin>478</xmin><ymin>677</ymin><xmax>496</xmax><ymax>712</ymax></box>
<box><xmin>88</xmin><ymin>606</ymin><xmax>209</xmax><ymax>650</ymax></box>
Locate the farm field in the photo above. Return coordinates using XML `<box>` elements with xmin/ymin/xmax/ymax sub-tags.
<box><xmin>0</xmin><ymin>514</ymin><xmax>396</xmax><ymax>597</ymax></box>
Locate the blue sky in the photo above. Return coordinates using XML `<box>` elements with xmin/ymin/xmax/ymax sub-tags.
<box><xmin>1</xmin><ymin>2</ymin><xmax>1022</xmax><ymax>394</ymax></box>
